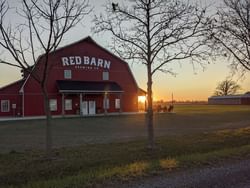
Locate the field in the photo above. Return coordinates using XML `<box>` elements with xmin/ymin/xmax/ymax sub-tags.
<box><xmin>0</xmin><ymin>105</ymin><xmax>250</xmax><ymax>153</ymax></box>
<box><xmin>1</xmin><ymin>105</ymin><xmax>250</xmax><ymax>188</ymax></box>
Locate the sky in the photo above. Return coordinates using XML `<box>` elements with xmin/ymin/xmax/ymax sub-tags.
<box><xmin>0</xmin><ymin>0</ymin><xmax>249</xmax><ymax>101</ymax></box>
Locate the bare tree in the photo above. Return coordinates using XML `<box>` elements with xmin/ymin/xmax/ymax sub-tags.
<box><xmin>210</xmin><ymin>0</ymin><xmax>250</xmax><ymax>74</ymax></box>
<box><xmin>214</xmin><ymin>79</ymin><xmax>241</xmax><ymax>96</ymax></box>
<box><xmin>0</xmin><ymin>0</ymin><xmax>90</xmax><ymax>157</ymax></box>
<box><xmin>93</xmin><ymin>0</ymin><xmax>211</xmax><ymax>149</ymax></box>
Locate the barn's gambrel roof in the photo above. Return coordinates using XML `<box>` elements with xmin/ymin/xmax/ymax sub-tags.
<box><xmin>19</xmin><ymin>36</ymin><xmax>142</xmax><ymax>93</ymax></box>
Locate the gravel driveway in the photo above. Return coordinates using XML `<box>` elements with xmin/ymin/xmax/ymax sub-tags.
<box><xmin>107</xmin><ymin>159</ymin><xmax>250</xmax><ymax>188</ymax></box>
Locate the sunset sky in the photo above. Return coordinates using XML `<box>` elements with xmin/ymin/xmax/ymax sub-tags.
<box><xmin>0</xmin><ymin>0</ymin><xmax>249</xmax><ymax>101</ymax></box>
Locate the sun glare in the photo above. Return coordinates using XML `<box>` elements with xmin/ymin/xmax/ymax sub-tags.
<box><xmin>138</xmin><ymin>96</ymin><xmax>146</xmax><ymax>103</ymax></box>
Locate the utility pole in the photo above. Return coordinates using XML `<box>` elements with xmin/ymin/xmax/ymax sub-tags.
<box><xmin>172</xmin><ymin>92</ymin><xmax>174</xmax><ymax>105</ymax></box>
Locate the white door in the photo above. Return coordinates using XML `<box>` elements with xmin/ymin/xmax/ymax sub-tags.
<box><xmin>88</xmin><ymin>101</ymin><xmax>96</xmax><ymax>115</ymax></box>
<box><xmin>81</xmin><ymin>101</ymin><xmax>88</xmax><ymax>115</ymax></box>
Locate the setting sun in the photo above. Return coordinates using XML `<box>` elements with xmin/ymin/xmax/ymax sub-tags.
<box><xmin>138</xmin><ymin>96</ymin><xmax>146</xmax><ymax>103</ymax></box>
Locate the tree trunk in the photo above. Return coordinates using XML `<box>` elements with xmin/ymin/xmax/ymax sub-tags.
<box><xmin>145</xmin><ymin>1</ymin><xmax>154</xmax><ymax>150</ymax></box>
<box><xmin>147</xmin><ymin>68</ymin><xmax>154</xmax><ymax>149</ymax></box>
<box><xmin>42</xmin><ymin>87</ymin><xmax>52</xmax><ymax>158</ymax></box>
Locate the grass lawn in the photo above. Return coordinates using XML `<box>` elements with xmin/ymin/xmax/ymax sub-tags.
<box><xmin>0</xmin><ymin>105</ymin><xmax>250</xmax><ymax>153</ymax></box>
<box><xmin>0</xmin><ymin>105</ymin><xmax>250</xmax><ymax>187</ymax></box>
<box><xmin>1</xmin><ymin>128</ymin><xmax>250</xmax><ymax>188</ymax></box>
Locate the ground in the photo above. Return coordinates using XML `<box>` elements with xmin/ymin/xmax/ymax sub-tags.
<box><xmin>108</xmin><ymin>159</ymin><xmax>250</xmax><ymax>188</ymax></box>
<box><xmin>1</xmin><ymin>104</ymin><xmax>250</xmax><ymax>188</ymax></box>
<box><xmin>0</xmin><ymin>105</ymin><xmax>250</xmax><ymax>153</ymax></box>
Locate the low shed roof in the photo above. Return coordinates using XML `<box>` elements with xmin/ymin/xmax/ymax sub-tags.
<box><xmin>209</xmin><ymin>93</ymin><xmax>250</xmax><ymax>99</ymax></box>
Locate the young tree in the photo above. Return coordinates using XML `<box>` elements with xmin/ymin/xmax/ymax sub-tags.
<box><xmin>0</xmin><ymin>0</ymin><xmax>90</xmax><ymax>157</ymax></box>
<box><xmin>210</xmin><ymin>0</ymin><xmax>250</xmax><ymax>73</ymax></box>
<box><xmin>214</xmin><ymin>79</ymin><xmax>241</xmax><ymax>96</ymax></box>
<box><xmin>93</xmin><ymin>0</ymin><xmax>211</xmax><ymax>149</ymax></box>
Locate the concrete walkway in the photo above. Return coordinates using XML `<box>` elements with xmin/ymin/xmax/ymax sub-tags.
<box><xmin>0</xmin><ymin>111</ymin><xmax>146</xmax><ymax>122</ymax></box>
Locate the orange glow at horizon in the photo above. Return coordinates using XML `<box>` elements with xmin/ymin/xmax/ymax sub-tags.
<box><xmin>153</xmin><ymin>91</ymin><xmax>211</xmax><ymax>102</ymax></box>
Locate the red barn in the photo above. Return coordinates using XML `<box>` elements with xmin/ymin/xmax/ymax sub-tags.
<box><xmin>0</xmin><ymin>37</ymin><xmax>146</xmax><ymax>117</ymax></box>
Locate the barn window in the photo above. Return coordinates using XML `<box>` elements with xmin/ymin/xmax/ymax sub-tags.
<box><xmin>64</xmin><ymin>70</ymin><xmax>72</xmax><ymax>79</ymax></box>
<box><xmin>49</xmin><ymin>99</ymin><xmax>57</xmax><ymax>111</ymax></box>
<box><xmin>1</xmin><ymin>100</ymin><xmax>10</xmax><ymax>112</ymax></box>
<box><xmin>102</xmin><ymin>71</ymin><xmax>109</xmax><ymax>80</ymax></box>
<box><xmin>103</xmin><ymin>98</ymin><xmax>109</xmax><ymax>109</ymax></box>
<box><xmin>115</xmin><ymin>99</ymin><xmax>120</xmax><ymax>109</ymax></box>
<box><xmin>65</xmin><ymin>99</ymin><xmax>72</xmax><ymax>111</ymax></box>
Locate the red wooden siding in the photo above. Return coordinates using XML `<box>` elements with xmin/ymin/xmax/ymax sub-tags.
<box><xmin>0</xmin><ymin>37</ymin><xmax>143</xmax><ymax>117</ymax></box>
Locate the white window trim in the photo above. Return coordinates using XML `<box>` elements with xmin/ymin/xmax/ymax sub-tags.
<box><xmin>115</xmin><ymin>99</ymin><xmax>120</xmax><ymax>109</ymax></box>
<box><xmin>65</xmin><ymin>99</ymin><xmax>72</xmax><ymax>111</ymax></box>
<box><xmin>102</xmin><ymin>71</ymin><xmax>109</xmax><ymax>81</ymax></box>
<box><xmin>49</xmin><ymin>99</ymin><xmax>57</xmax><ymax>111</ymax></box>
<box><xmin>64</xmin><ymin>69</ymin><xmax>72</xmax><ymax>79</ymax></box>
<box><xmin>1</xmin><ymin>100</ymin><xmax>10</xmax><ymax>112</ymax></box>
